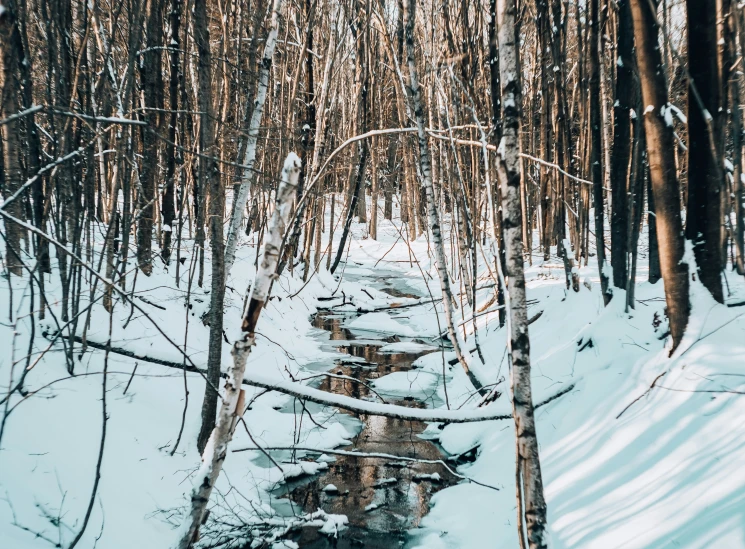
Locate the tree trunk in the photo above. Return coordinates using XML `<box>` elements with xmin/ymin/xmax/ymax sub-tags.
<box><xmin>685</xmin><ymin>0</ymin><xmax>724</xmax><ymax>302</ymax></box>
<box><xmin>138</xmin><ymin>0</ymin><xmax>164</xmax><ymax>276</ymax></box>
<box><xmin>591</xmin><ymin>0</ymin><xmax>611</xmax><ymax>304</ymax></box>
<box><xmin>610</xmin><ymin>0</ymin><xmax>635</xmax><ymax>289</ymax></box>
<box><xmin>195</xmin><ymin>0</ymin><xmax>227</xmax><ymax>455</ymax></box>
<box><xmin>161</xmin><ymin>0</ymin><xmax>181</xmax><ymax>264</ymax></box>
<box><xmin>0</xmin><ymin>1</ymin><xmax>26</xmax><ymax>276</ymax></box>
<box><xmin>403</xmin><ymin>0</ymin><xmax>484</xmax><ymax>394</ymax></box>
<box><xmin>179</xmin><ymin>154</ymin><xmax>302</xmax><ymax>549</ymax></box>
<box><xmin>630</xmin><ymin>0</ymin><xmax>690</xmax><ymax>351</ymax></box>
<box><xmin>330</xmin><ymin>0</ymin><xmax>370</xmax><ymax>273</ymax></box>
<box><xmin>495</xmin><ymin>0</ymin><xmax>549</xmax><ymax>546</ymax></box>
<box><xmin>223</xmin><ymin>0</ymin><xmax>282</xmax><ymax>280</ymax></box>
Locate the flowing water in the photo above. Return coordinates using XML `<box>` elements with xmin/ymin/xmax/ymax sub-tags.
<box><xmin>274</xmin><ymin>277</ymin><xmax>458</xmax><ymax>548</ymax></box>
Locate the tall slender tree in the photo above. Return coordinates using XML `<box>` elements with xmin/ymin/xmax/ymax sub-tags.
<box><xmin>195</xmin><ymin>0</ymin><xmax>227</xmax><ymax>454</ymax></box>
<box><xmin>685</xmin><ymin>0</ymin><xmax>724</xmax><ymax>302</ymax></box>
<box><xmin>630</xmin><ymin>0</ymin><xmax>690</xmax><ymax>351</ymax></box>
<box><xmin>495</xmin><ymin>0</ymin><xmax>549</xmax><ymax>546</ymax></box>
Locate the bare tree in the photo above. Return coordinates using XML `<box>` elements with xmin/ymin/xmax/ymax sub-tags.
<box><xmin>495</xmin><ymin>0</ymin><xmax>549</xmax><ymax>546</ymax></box>
<box><xmin>630</xmin><ymin>0</ymin><xmax>690</xmax><ymax>350</ymax></box>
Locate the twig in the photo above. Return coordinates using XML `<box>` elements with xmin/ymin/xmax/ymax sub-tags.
<box><xmin>123</xmin><ymin>364</ymin><xmax>138</xmax><ymax>395</ymax></box>
<box><xmin>232</xmin><ymin>446</ymin><xmax>500</xmax><ymax>491</ymax></box>
<box><xmin>616</xmin><ymin>372</ymin><xmax>667</xmax><ymax>419</ymax></box>
<box><xmin>67</xmin><ymin>306</ymin><xmax>112</xmax><ymax>548</ymax></box>
<box><xmin>239</xmin><ymin>418</ymin><xmax>284</xmax><ymax>472</ymax></box>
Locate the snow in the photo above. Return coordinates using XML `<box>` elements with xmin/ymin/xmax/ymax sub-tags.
<box><xmin>377</xmin><ymin>341</ymin><xmax>439</xmax><ymax>353</ymax></box>
<box><xmin>662</xmin><ymin>104</ymin><xmax>674</xmax><ymax>127</ymax></box>
<box><xmin>371</xmin><ymin>369</ymin><xmax>440</xmax><ymax>398</ymax></box>
<box><xmin>318</xmin><ymin>513</ymin><xmax>347</xmax><ymax>536</ymax></box>
<box><xmin>413</xmin><ymin>472</ymin><xmax>441</xmax><ymax>482</ymax></box>
<box><xmin>372</xmin><ymin>478</ymin><xmax>398</xmax><ymax>487</ymax></box>
<box><xmin>346</xmin><ymin>312</ymin><xmax>417</xmax><ymax>337</ymax></box>
<box><xmin>4</xmin><ymin>194</ymin><xmax>745</xmax><ymax>549</ymax></box>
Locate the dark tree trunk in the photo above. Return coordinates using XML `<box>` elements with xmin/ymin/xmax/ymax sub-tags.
<box><xmin>138</xmin><ymin>0</ymin><xmax>164</xmax><ymax>275</ymax></box>
<box><xmin>610</xmin><ymin>0</ymin><xmax>635</xmax><ymax>289</ymax></box>
<box><xmin>195</xmin><ymin>0</ymin><xmax>226</xmax><ymax>455</ymax></box>
<box><xmin>648</xmin><ymin>163</ymin><xmax>661</xmax><ymax>283</ymax></box>
<box><xmin>161</xmin><ymin>0</ymin><xmax>181</xmax><ymax>263</ymax></box>
<box><xmin>0</xmin><ymin>1</ymin><xmax>27</xmax><ymax>276</ymax></box>
<box><xmin>591</xmin><ymin>0</ymin><xmax>611</xmax><ymax>304</ymax></box>
<box><xmin>330</xmin><ymin>0</ymin><xmax>369</xmax><ymax>274</ymax></box>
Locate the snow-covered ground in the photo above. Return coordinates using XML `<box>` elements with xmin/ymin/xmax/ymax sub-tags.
<box><xmin>2</xmin><ymin>196</ymin><xmax>745</xmax><ymax>548</ymax></box>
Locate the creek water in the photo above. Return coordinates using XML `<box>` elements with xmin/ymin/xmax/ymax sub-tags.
<box><xmin>275</xmin><ymin>277</ymin><xmax>457</xmax><ymax>548</ymax></box>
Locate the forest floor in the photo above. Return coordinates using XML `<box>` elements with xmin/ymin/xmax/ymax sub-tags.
<box><xmin>2</xmin><ymin>204</ymin><xmax>745</xmax><ymax>548</ymax></box>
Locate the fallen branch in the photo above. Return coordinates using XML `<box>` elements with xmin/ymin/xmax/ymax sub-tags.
<box><xmin>358</xmin><ymin>297</ymin><xmax>443</xmax><ymax>313</ymax></box>
<box><xmin>241</xmin><ymin>374</ymin><xmax>576</xmax><ymax>424</ymax></box>
<box><xmin>616</xmin><ymin>372</ymin><xmax>667</xmax><ymax>419</ymax></box>
<box><xmin>48</xmin><ymin>334</ymin><xmax>202</xmax><ymax>373</ymax></box>
<box><xmin>232</xmin><ymin>446</ymin><xmax>500</xmax><ymax>491</ymax></box>
<box><xmin>137</xmin><ymin>295</ymin><xmax>167</xmax><ymax>310</ymax></box>
<box><xmin>528</xmin><ymin>310</ymin><xmax>544</xmax><ymax>324</ymax></box>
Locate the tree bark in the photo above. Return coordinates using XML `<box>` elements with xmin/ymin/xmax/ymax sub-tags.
<box><xmin>610</xmin><ymin>0</ymin><xmax>635</xmax><ymax>289</ymax></box>
<box><xmin>195</xmin><ymin>0</ymin><xmax>227</xmax><ymax>455</ymax></box>
<box><xmin>179</xmin><ymin>155</ymin><xmax>302</xmax><ymax>548</ymax></box>
<box><xmin>223</xmin><ymin>0</ymin><xmax>282</xmax><ymax>280</ymax></box>
<box><xmin>0</xmin><ymin>1</ymin><xmax>26</xmax><ymax>276</ymax></box>
<box><xmin>161</xmin><ymin>0</ymin><xmax>181</xmax><ymax>264</ymax></box>
<box><xmin>138</xmin><ymin>0</ymin><xmax>164</xmax><ymax>276</ymax></box>
<box><xmin>330</xmin><ymin>0</ymin><xmax>370</xmax><ymax>273</ymax></box>
<box><xmin>685</xmin><ymin>0</ymin><xmax>724</xmax><ymax>302</ymax></box>
<box><xmin>630</xmin><ymin>0</ymin><xmax>690</xmax><ymax>351</ymax></box>
<box><xmin>591</xmin><ymin>0</ymin><xmax>611</xmax><ymax>304</ymax></box>
<box><xmin>495</xmin><ymin>1</ymin><xmax>549</xmax><ymax>546</ymax></box>
<box><xmin>403</xmin><ymin>0</ymin><xmax>485</xmax><ymax>394</ymax></box>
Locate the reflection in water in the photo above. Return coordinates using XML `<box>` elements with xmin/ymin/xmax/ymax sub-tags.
<box><xmin>281</xmin><ymin>308</ymin><xmax>457</xmax><ymax>548</ymax></box>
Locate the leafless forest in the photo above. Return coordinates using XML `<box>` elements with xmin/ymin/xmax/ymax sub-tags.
<box><xmin>1</xmin><ymin>0</ymin><xmax>743</xmax><ymax>547</ymax></box>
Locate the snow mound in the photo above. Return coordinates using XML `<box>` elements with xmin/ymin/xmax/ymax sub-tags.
<box><xmin>372</xmin><ymin>370</ymin><xmax>439</xmax><ymax>396</ymax></box>
<box><xmin>347</xmin><ymin>312</ymin><xmax>417</xmax><ymax>337</ymax></box>
<box><xmin>378</xmin><ymin>341</ymin><xmax>439</xmax><ymax>353</ymax></box>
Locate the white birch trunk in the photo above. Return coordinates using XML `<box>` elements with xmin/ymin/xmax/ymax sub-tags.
<box><xmin>176</xmin><ymin>154</ymin><xmax>301</xmax><ymax>549</ymax></box>
<box><xmin>402</xmin><ymin>0</ymin><xmax>484</xmax><ymax>394</ymax></box>
<box><xmin>223</xmin><ymin>0</ymin><xmax>283</xmax><ymax>279</ymax></box>
<box><xmin>495</xmin><ymin>0</ymin><xmax>548</xmax><ymax>547</ymax></box>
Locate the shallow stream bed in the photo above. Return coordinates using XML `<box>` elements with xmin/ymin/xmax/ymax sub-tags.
<box><xmin>276</xmin><ymin>278</ymin><xmax>457</xmax><ymax>548</ymax></box>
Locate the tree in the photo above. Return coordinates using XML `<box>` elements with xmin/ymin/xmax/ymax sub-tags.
<box><xmin>138</xmin><ymin>0</ymin><xmax>164</xmax><ymax>275</ymax></box>
<box><xmin>685</xmin><ymin>0</ymin><xmax>724</xmax><ymax>302</ymax></box>
<box><xmin>630</xmin><ymin>0</ymin><xmax>690</xmax><ymax>351</ymax></box>
<box><xmin>610</xmin><ymin>0</ymin><xmax>635</xmax><ymax>290</ymax></box>
<box><xmin>195</xmin><ymin>0</ymin><xmax>227</xmax><ymax>455</ymax></box>
<box><xmin>495</xmin><ymin>0</ymin><xmax>549</xmax><ymax>546</ymax></box>
<box><xmin>591</xmin><ymin>0</ymin><xmax>611</xmax><ymax>304</ymax></box>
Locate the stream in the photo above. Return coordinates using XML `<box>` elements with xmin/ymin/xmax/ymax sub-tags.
<box><xmin>272</xmin><ymin>276</ymin><xmax>458</xmax><ymax>548</ymax></box>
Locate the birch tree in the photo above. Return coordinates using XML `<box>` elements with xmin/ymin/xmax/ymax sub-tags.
<box><xmin>223</xmin><ymin>0</ymin><xmax>282</xmax><ymax>280</ymax></box>
<box><xmin>403</xmin><ymin>0</ymin><xmax>485</xmax><ymax>394</ymax></box>
<box><xmin>495</xmin><ymin>0</ymin><xmax>548</xmax><ymax>546</ymax></box>
<box><xmin>177</xmin><ymin>154</ymin><xmax>301</xmax><ymax>549</ymax></box>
